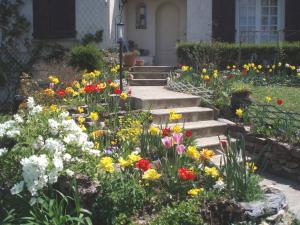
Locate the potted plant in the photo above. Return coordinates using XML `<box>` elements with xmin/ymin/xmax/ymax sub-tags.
<box><xmin>136</xmin><ymin>58</ymin><xmax>145</xmax><ymax>66</ymax></box>
<box><xmin>123</xmin><ymin>50</ymin><xmax>140</xmax><ymax>67</ymax></box>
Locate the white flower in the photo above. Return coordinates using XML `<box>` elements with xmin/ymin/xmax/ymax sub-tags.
<box><xmin>48</xmin><ymin>169</ymin><xmax>59</xmax><ymax>184</ymax></box>
<box><xmin>65</xmin><ymin>169</ymin><xmax>75</xmax><ymax>177</ymax></box>
<box><xmin>48</xmin><ymin>119</ymin><xmax>60</xmax><ymax>135</ymax></box>
<box><xmin>53</xmin><ymin>155</ymin><xmax>63</xmax><ymax>171</ymax></box>
<box><xmin>285</xmin><ymin>63</ymin><xmax>290</xmax><ymax>68</ymax></box>
<box><xmin>30</xmin><ymin>105</ymin><xmax>43</xmax><ymax>115</ymax></box>
<box><xmin>63</xmin><ymin>153</ymin><xmax>72</xmax><ymax>162</ymax></box>
<box><xmin>63</xmin><ymin>134</ymin><xmax>78</xmax><ymax>145</ymax></box>
<box><xmin>21</xmin><ymin>154</ymin><xmax>49</xmax><ymax>196</ymax></box>
<box><xmin>44</xmin><ymin>138</ymin><xmax>66</xmax><ymax>154</ymax></box>
<box><xmin>32</xmin><ymin>135</ymin><xmax>44</xmax><ymax>150</ymax></box>
<box><xmin>0</xmin><ymin>147</ymin><xmax>8</xmax><ymax>157</ymax></box>
<box><xmin>59</xmin><ymin>111</ymin><xmax>69</xmax><ymax>119</ymax></box>
<box><xmin>6</xmin><ymin>129</ymin><xmax>20</xmax><ymax>138</ymax></box>
<box><xmin>27</xmin><ymin>97</ymin><xmax>35</xmax><ymax>109</ymax></box>
<box><xmin>213</xmin><ymin>179</ymin><xmax>225</xmax><ymax>190</ymax></box>
<box><xmin>86</xmin><ymin>149</ymin><xmax>100</xmax><ymax>156</ymax></box>
<box><xmin>14</xmin><ymin>114</ymin><xmax>24</xmax><ymax>123</ymax></box>
<box><xmin>10</xmin><ymin>181</ymin><xmax>24</xmax><ymax>195</ymax></box>
<box><xmin>29</xmin><ymin>197</ymin><xmax>37</xmax><ymax>206</ymax></box>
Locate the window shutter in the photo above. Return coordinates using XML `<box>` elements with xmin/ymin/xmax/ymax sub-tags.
<box><xmin>212</xmin><ymin>0</ymin><xmax>236</xmax><ymax>42</ymax></box>
<box><xmin>285</xmin><ymin>0</ymin><xmax>300</xmax><ymax>41</ymax></box>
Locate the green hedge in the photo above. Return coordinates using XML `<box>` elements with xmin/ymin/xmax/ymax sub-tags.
<box><xmin>177</xmin><ymin>42</ymin><xmax>300</xmax><ymax>68</ymax></box>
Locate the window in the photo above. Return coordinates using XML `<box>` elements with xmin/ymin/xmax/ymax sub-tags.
<box><xmin>236</xmin><ymin>0</ymin><xmax>284</xmax><ymax>43</ymax></box>
<box><xmin>136</xmin><ymin>3</ymin><xmax>147</xmax><ymax>29</ymax></box>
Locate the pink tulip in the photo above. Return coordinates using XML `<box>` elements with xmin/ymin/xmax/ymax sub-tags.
<box><xmin>162</xmin><ymin>136</ymin><xmax>173</xmax><ymax>149</ymax></box>
<box><xmin>176</xmin><ymin>144</ymin><xmax>186</xmax><ymax>155</ymax></box>
<box><xmin>172</xmin><ymin>133</ymin><xmax>183</xmax><ymax>145</ymax></box>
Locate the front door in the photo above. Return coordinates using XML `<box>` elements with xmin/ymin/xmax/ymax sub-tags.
<box><xmin>155</xmin><ymin>3</ymin><xmax>180</xmax><ymax>65</ymax></box>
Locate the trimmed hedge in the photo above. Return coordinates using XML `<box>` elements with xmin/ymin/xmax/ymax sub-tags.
<box><xmin>177</xmin><ymin>42</ymin><xmax>300</xmax><ymax>68</ymax></box>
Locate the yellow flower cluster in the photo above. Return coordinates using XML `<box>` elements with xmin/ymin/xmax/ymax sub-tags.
<box><xmin>204</xmin><ymin>166</ymin><xmax>219</xmax><ymax>178</ymax></box>
<box><xmin>111</xmin><ymin>65</ymin><xmax>120</xmax><ymax>74</ymax></box>
<box><xmin>265</xmin><ymin>96</ymin><xmax>272</xmax><ymax>103</ymax></box>
<box><xmin>142</xmin><ymin>169</ymin><xmax>161</xmax><ymax>180</ymax></box>
<box><xmin>116</xmin><ymin>119</ymin><xmax>142</xmax><ymax>145</ymax></box>
<box><xmin>181</xmin><ymin>65</ymin><xmax>192</xmax><ymax>71</ymax></box>
<box><xmin>44</xmin><ymin>88</ymin><xmax>55</xmax><ymax>96</ymax></box>
<box><xmin>120</xmin><ymin>92</ymin><xmax>128</xmax><ymax>100</ymax></box>
<box><xmin>118</xmin><ymin>152</ymin><xmax>141</xmax><ymax>168</ymax></box>
<box><xmin>172</xmin><ymin>124</ymin><xmax>182</xmax><ymax>133</ymax></box>
<box><xmin>187</xmin><ymin>146</ymin><xmax>200</xmax><ymax>160</ymax></box>
<box><xmin>48</xmin><ymin>75</ymin><xmax>59</xmax><ymax>84</ymax></box>
<box><xmin>99</xmin><ymin>157</ymin><xmax>114</xmax><ymax>173</ymax></box>
<box><xmin>50</xmin><ymin>104</ymin><xmax>59</xmax><ymax>112</ymax></box>
<box><xmin>169</xmin><ymin>110</ymin><xmax>182</xmax><ymax>121</ymax></box>
<box><xmin>199</xmin><ymin>148</ymin><xmax>215</xmax><ymax>161</ymax></box>
<box><xmin>89</xmin><ymin>112</ymin><xmax>99</xmax><ymax>121</ymax></box>
<box><xmin>187</xmin><ymin>188</ymin><xmax>204</xmax><ymax>196</ymax></box>
<box><xmin>148</xmin><ymin>126</ymin><xmax>160</xmax><ymax>135</ymax></box>
<box><xmin>82</xmin><ymin>70</ymin><xmax>101</xmax><ymax>80</ymax></box>
<box><xmin>246</xmin><ymin>162</ymin><xmax>257</xmax><ymax>173</ymax></box>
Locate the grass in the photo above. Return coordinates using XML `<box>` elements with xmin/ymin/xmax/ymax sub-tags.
<box><xmin>249</xmin><ymin>86</ymin><xmax>300</xmax><ymax>113</ymax></box>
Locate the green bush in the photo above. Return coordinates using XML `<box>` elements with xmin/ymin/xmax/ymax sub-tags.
<box><xmin>92</xmin><ymin>173</ymin><xmax>146</xmax><ymax>225</ymax></box>
<box><xmin>69</xmin><ymin>44</ymin><xmax>104</xmax><ymax>72</ymax></box>
<box><xmin>177</xmin><ymin>41</ymin><xmax>300</xmax><ymax>68</ymax></box>
<box><xmin>149</xmin><ymin>198</ymin><xmax>204</xmax><ymax>225</ymax></box>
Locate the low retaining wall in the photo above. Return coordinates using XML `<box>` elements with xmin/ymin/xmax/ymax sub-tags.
<box><xmin>229</xmin><ymin>126</ymin><xmax>300</xmax><ymax>182</ymax></box>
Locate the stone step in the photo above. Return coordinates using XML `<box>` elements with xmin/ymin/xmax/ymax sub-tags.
<box><xmin>195</xmin><ymin>135</ymin><xmax>227</xmax><ymax>149</ymax></box>
<box><xmin>128</xmin><ymin>79</ymin><xmax>167</xmax><ymax>86</ymax></box>
<box><xmin>130</xmin><ymin>72</ymin><xmax>169</xmax><ymax>79</ymax></box>
<box><xmin>156</xmin><ymin>120</ymin><xmax>228</xmax><ymax>138</ymax></box>
<box><xmin>133</xmin><ymin>96</ymin><xmax>201</xmax><ymax>110</ymax></box>
<box><xmin>131</xmin><ymin>66</ymin><xmax>173</xmax><ymax>72</ymax></box>
<box><xmin>150</xmin><ymin>107</ymin><xmax>214</xmax><ymax>123</ymax></box>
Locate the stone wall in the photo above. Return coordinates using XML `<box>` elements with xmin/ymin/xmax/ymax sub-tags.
<box><xmin>229</xmin><ymin>126</ymin><xmax>300</xmax><ymax>182</ymax></box>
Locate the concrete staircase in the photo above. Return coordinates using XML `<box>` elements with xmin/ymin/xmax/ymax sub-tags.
<box><xmin>130</xmin><ymin>66</ymin><xmax>229</xmax><ymax>151</ymax></box>
<box><xmin>128</xmin><ymin>66</ymin><xmax>172</xmax><ymax>86</ymax></box>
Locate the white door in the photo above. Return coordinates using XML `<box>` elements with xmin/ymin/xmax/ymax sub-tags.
<box><xmin>155</xmin><ymin>3</ymin><xmax>180</xmax><ymax>65</ymax></box>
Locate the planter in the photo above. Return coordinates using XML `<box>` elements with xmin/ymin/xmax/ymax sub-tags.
<box><xmin>124</xmin><ymin>54</ymin><xmax>137</xmax><ymax>67</ymax></box>
<box><xmin>231</xmin><ymin>90</ymin><xmax>252</xmax><ymax>115</ymax></box>
<box><xmin>135</xmin><ymin>59</ymin><xmax>145</xmax><ymax>66</ymax></box>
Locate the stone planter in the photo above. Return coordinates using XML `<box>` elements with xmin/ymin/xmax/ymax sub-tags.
<box><xmin>124</xmin><ymin>54</ymin><xmax>137</xmax><ymax>67</ymax></box>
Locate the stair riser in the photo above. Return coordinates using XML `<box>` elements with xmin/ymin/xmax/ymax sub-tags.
<box><xmin>131</xmin><ymin>67</ymin><xmax>173</xmax><ymax>72</ymax></box>
<box><xmin>133</xmin><ymin>98</ymin><xmax>201</xmax><ymax>110</ymax></box>
<box><xmin>188</xmin><ymin>125</ymin><xmax>227</xmax><ymax>138</ymax></box>
<box><xmin>131</xmin><ymin>73</ymin><xmax>169</xmax><ymax>79</ymax></box>
<box><xmin>129</xmin><ymin>79</ymin><xmax>167</xmax><ymax>86</ymax></box>
<box><xmin>152</xmin><ymin>111</ymin><xmax>214</xmax><ymax>123</ymax></box>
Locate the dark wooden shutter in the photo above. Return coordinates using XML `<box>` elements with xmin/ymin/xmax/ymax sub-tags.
<box><xmin>212</xmin><ymin>0</ymin><xmax>236</xmax><ymax>42</ymax></box>
<box><xmin>33</xmin><ymin>0</ymin><xmax>76</xmax><ymax>39</ymax></box>
<box><xmin>285</xmin><ymin>0</ymin><xmax>300</xmax><ymax>41</ymax></box>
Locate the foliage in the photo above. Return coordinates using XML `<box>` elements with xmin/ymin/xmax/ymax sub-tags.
<box><xmin>93</xmin><ymin>173</ymin><xmax>146</xmax><ymax>225</ymax></box>
<box><xmin>177</xmin><ymin>41</ymin><xmax>300</xmax><ymax>68</ymax></box>
<box><xmin>221</xmin><ymin>136</ymin><xmax>263</xmax><ymax>202</ymax></box>
<box><xmin>149</xmin><ymin>198</ymin><xmax>204</xmax><ymax>225</ymax></box>
<box><xmin>81</xmin><ymin>30</ymin><xmax>104</xmax><ymax>45</ymax></box>
<box><xmin>69</xmin><ymin>44</ymin><xmax>104</xmax><ymax>72</ymax></box>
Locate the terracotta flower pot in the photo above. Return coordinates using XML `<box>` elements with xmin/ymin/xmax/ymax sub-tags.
<box><xmin>136</xmin><ymin>60</ymin><xmax>145</xmax><ymax>66</ymax></box>
<box><xmin>124</xmin><ymin>55</ymin><xmax>137</xmax><ymax>66</ymax></box>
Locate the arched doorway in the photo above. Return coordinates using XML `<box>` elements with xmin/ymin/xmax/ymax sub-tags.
<box><xmin>155</xmin><ymin>2</ymin><xmax>180</xmax><ymax>65</ymax></box>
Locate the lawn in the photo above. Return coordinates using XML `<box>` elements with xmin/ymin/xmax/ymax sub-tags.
<box><xmin>250</xmin><ymin>86</ymin><xmax>300</xmax><ymax>113</ymax></box>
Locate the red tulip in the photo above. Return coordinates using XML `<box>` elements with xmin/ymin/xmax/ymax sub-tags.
<box><xmin>185</xmin><ymin>130</ymin><xmax>192</xmax><ymax>138</ymax></box>
<box><xmin>277</xmin><ymin>99</ymin><xmax>283</xmax><ymax>106</ymax></box>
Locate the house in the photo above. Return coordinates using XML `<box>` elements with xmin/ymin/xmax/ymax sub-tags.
<box><xmin>15</xmin><ymin>0</ymin><xmax>300</xmax><ymax>65</ymax></box>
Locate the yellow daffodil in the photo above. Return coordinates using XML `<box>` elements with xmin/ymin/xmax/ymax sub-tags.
<box><xmin>44</xmin><ymin>88</ymin><xmax>55</xmax><ymax>96</ymax></box>
<box><xmin>172</xmin><ymin>124</ymin><xmax>182</xmax><ymax>133</ymax></box>
<box><xmin>50</xmin><ymin>104</ymin><xmax>59</xmax><ymax>112</ymax></box>
<box><xmin>65</xmin><ymin>87</ymin><xmax>75</xmax><ymax>95</ymax></box>
<box><xmin>77</xmin><ymin>116</ymin><xmax>85</xmax><ymax>124</ymax></box>
<box><xmin>258</xmin><ymin>65</ymin><xmax>262</xmax><ymax>70</ymax></box>
<box><xmin>181</xmin><ymin>65</ymin><xmax>191</xmax><ymax>71</ymax></box>
<box><xmin>188</xmin><ymin>188</ymin><xmax>204</xmax><ymax>196</ymax></box>
<box><xmin>94</xmin><ymin>142</ymin><xmax>100</xmax><ymax>149</ymax></box>
<box><xmin>99</xmin><ymin>157</ymin><xmax>114</xmax><ymax>173</ymax></box>
<box><xmin>187</xmin><ymin>146</ymin><xmax>200</xmax><ymax>160</ymax></box>
<box><xmin>128</xmin><ymin>153</ymin><xmax>141</xmax><ymax>163</ymax></box>
<box><xmin>199</xmin><ymin>148</ymin><xmax>215</xmax><ymax>161</ymax></box>
<box><xmin>202</xmin><ymin>68</ymin><xmax>207</xmax><ymax>74</ymax></box>
<box><xmin>80</xmin><ymin>124</ymin><xmax>86</xmax><ymax>132</ymax></box>
<box><xmin>265</xmin><ymin>96</ymin><xmax>272</xmax><ymax>103</ymax></box>
<box><xmin>120</xmin><ymin>92</ymin><xmax>128</xmax><ymax>100</ymax></box>
<box><xmin>246</xmin><ymin>162</ymin><xmax>257</xmax><ymax>173</ymax></box>
<box><xmin>73</xmin><ymin>81</ymin><xmax>81</xmax><ymax>89</ymax></box>
<box><xmin>48</xmin><ymin>75</ymin><xmax>59</xmax><ymax>85</ymax></box>
<box><xmin>109</xmin><ymin>82</ymin><xmax>119</xmax><ymax>88</ymax></box>
<box><xmin>204</xmin><ymin>166</ymin><xmax>219</xmax><ymax>178</ymax></box>
<box><xmin>149</xmin><ymin>126</ymin><xmax>160</xmax><ymax>135</ymax></box>
<box><xmin>89</xmin><ymin>112</ymin><xmax>99</xmax><ymax>121</ymax></box>
<box><xmin>118</xmin><ymin>157</ymin><xmax>132</xmax><ymax>168</ymax></box>
<box><xmin>235</xmin><ymin>108</ymin><xmax>243</xmax><ymax>118</ymax></box>
<box><xmin>142</xmin><ymin>169</ymin><xmax>161</xmax><ymax>180</ymax></box>
<box><xmin>81</xmin><ymin>79</ymin><xmax>87</xmax><ymax>85</ymax></box>
<box><xmin>169</xmin><ymin>110</ymin><xmax>182</xmax><ymax>121</ymax></box>
<box><xmin>77</xmin><ymin>106</ymin><xmax>84</xmax><ymax>113</ymax></box>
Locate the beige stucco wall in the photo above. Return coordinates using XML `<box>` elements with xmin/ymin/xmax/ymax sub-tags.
<box><xmin>186</xmin><ymin>0</ymin><xmax>212</xmax><ymax>41</ymax></box>
<box><xmin>125</xmin><ymin>0</ymin><xmax>187</xmax><ymax>59</ymax></box>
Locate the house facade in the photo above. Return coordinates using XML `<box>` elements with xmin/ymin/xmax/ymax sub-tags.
<box><xmin>15</xmin><ymin>0</ymin><xmax>300</xmax><ymax>65</ymax></box>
